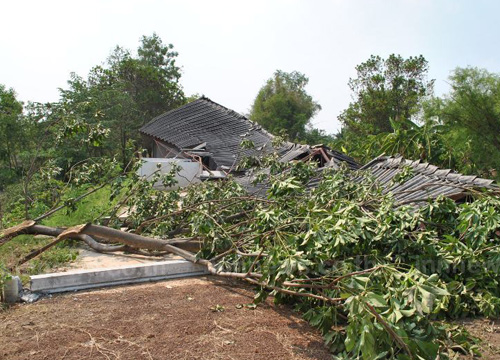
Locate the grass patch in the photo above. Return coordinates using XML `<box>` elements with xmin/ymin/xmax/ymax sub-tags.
<box><xmin>42</xmin><ymin>184</ymin><xmax>115</xmax><ymax>227</ymax></box>
<box><xmin>1</xmin><ymin>184</ymin><xmax>118</xmax><ymax>284</ymax></box>
<box><xmin>0</xmin><ymin>235</ymin><xmax>79</xmax><ymax>285</ymax></box>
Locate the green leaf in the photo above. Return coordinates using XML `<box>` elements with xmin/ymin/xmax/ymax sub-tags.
<box><xmin>364</xmin><ymin>292</ymin><xmax>388</xmax><ymax>308</ymax></box>
<box><xmin>399</xmin><ymin>309</ymin><xmax>416</xmax><ymax>317</ymax></box>
<box><xmin>419</xmin><ymin>283</ymin><xmax>450</xmax><ymax>296</ymax></box>
<box><xmin>414</xmin><ymin>339</ymin><xmax>439</xmax><ymax>359</ymax></box>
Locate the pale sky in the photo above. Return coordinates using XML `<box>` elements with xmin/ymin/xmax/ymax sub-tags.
<box><xmin>1</xmin><ymin>0</ymin><xmax>499</xmax><ymax>133</ymax></box>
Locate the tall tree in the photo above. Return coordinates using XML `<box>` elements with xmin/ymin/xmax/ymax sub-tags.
<box><xmin>427</xmin><ymin>67</ymin><xmax>500</xmax><ymax>178</ymax></box>
<box><xmin>339</xmin><ymin>54</ymin><xmax>434</xmax><ymax>135</ymax></box>
<box><xmin>250</xmin><ymin>70</ymin><xmax>321</xmax><ymax>141</ymax></box>
<box><xmin>135</xmin><ymin>33</ymin><xmax>185</xmax><ymax>121</ymax></box>
<box><xmin>0</xmin><ymin>85</ymin><xmax>30</xmax><ymax>188</ymax></box>
<box><xmin>59</xmin><ymin>34</ymin><xmax>185</xmax><ymax>166</ymax></box>
<box><xmin>0</xmin><ymin>85</ymin><xmax>23</xmax><ymax>173</ymax></box>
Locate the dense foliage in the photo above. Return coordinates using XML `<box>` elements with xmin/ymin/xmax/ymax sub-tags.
<box><xmin>0</xmin><ymin>34</ymin><xmax>187</xmax><ymax>220</ymax></box>
<box><xmin>335</xmin><ymin>58</ymin><xmax>499</xmax><ymax>181</ymax></box>
<box><xmin>104</xmin><ymin>154</ymin><xmax>498</xmax><ymax>359</ymax></box>
<box><xmin>0</xmin><ymin>85</ymin><xmax>30</xmax><ymax>188</ymax></box>
<box><xmin>426</xmin><ymin>67</ymin><xmax>500</xmax><ymax>178</ymax></box>
<box><xmin>0</xmin><ymin>34</ymin><xmax>184</xmax><ymax>188</ymax></box>
<box><xmin>0</xmin><ymin>85</ymin><xmax>23</xmax><ymax>172</ymax></box>
<box><xmin>59</xmin><ymin>33</ymin><xmax>185</xmax><ymax>167</ymax></box>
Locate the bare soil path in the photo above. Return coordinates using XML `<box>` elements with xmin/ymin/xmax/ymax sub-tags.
<box><xmin>0</xmin><ymin>276</ymin><xmax>332</xmax><ymax>360</ymax></box>
<box><xmin>459</xmin><ymin>318</ymin><xmax>500</xmax><ymax>359</ymax></box>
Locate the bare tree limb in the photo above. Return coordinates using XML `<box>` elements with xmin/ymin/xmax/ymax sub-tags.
<box><xmin>13</xmin><ymin>224</ymin><xmax>88</xmax><ymax>269</ymax></box>
<box><xmin>0</xmin><ymin>220</ymin><xmax>36</xmax><ymax>246</ymax></box>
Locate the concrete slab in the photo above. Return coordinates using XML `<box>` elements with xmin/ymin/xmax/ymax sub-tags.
<box><xmin>30</xmin><ymin>259</ymin><xmax>208</xmax><ymax>293</ymax></box>
<box><xmin>58</xmin><ymin>248</ymin><xmax>182</xmax><ymax>271</ymax></box>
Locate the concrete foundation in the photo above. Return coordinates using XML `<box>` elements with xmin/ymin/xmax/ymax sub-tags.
<box><xmin>30</xmin><ymin>260</ymin><xmax>208</xmax><ymax>293</ymax></box>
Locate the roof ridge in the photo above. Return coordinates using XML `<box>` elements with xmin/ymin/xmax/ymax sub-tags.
<box><xmin>197</xmin><ymin>97</ymin><xmax>278</xmax><ymax>138</ymax></box>
<box><xmin>199</xmin><ymin>96</ymin><xmax>249</xmax><ymax>122</ymax></box>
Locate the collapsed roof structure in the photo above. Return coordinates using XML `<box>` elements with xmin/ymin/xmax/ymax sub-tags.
<box><xmin>236</xmin><ymin>154</ymin><xmax>497</xmax><ymax>203</ymax></box>
<box><xmin>278</xmin><ymin>143</ymin><xmax>359</xmax><ymax>170</ymax></box>
<box><xmin>139</xmin><ymin>97</ymin><xmax>359</xmax><ymax>171</ymax></box>
<box><xmin>140</xmin><ymin>97</ymin><xmax>497</xmax><ymax>204</ymax></box>
<box><xmin>361</xmin><ymin>156</ymin><xmax>496</xmax><ymax>204</ymax></box>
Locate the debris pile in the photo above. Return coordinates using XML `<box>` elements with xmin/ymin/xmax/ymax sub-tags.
<box><xmin>1</xmin><ymin>156</ymin><xmax>499</xmax><ymax>358</ymax></box>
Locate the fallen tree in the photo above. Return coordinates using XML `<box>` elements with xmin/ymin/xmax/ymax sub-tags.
<box><xmin>2</xmin><ymin>224</ymin><xmax>199</xmax><ymax>267</ymax></box>
<box><xmin>2</xmin><ymin>161</ymin><xmax>500</xmax><ymax>359</ymax></box>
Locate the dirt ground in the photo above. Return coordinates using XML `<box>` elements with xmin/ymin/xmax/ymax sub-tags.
<box><xmin>0</xmin><ymin>276</ymin><xmax>332</xmax><ymax>360</ymax></box>
<box><xmin>458</xmin><ymin>318</ymin><xmax>500</xmax><ymax>359</ymax></box>
<box><xmin>3</xmin><ymin>276</ymin><xmax>500</xmax><ymax>359</ymax></box>
<box><xmin>57</xmin><ymin>248</ymin><xmax>181</xmax><ymax>271</ymax></box>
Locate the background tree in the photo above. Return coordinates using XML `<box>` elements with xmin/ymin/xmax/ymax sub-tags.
<box><xmin>339</xmin><ymin>54</ymin><xmax>434</xmax><ymax>136</ymax></box>
<box><xmin>59</xmin><ymin>34</ymin><xmax>186</xmax><ymax>166</ymax></box>
<box><xmin>0</xmin><ymin>85</ymin><xmax>24</xmax><ymax>187</ymax></box>
<box><xmin>334</xmin><ymin>59</ymin><xmax>499</xmax><ymax>180</ymax></box>
<box><xmin>427</xmin><ymin>67</ymin><xmax>500</xmax><ymax>178</ymax></box>
<box><xmin>134</xmin><ymin>33</ymin><xmax>185</xmax><ymax>121</ymax></box>
<box><xmin>301</xmin><ymin>127</ymin><xmax>336</xmax><ymax>145</ymax></box>
<box><xmin>249</xmin><ymin>70</ymin><xmax>321</xmax><ymax>141</ymax></box>
<box><xmin>0</xmin><ymin>34</ymin><xmax>186</xmax><ymax>219</ymax></box>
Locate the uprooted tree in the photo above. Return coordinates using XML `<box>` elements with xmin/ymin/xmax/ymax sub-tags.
<box><xmin>2</xmin><ymin>152</ymin><xmax>500</xmax><ymax>359</ymax></box>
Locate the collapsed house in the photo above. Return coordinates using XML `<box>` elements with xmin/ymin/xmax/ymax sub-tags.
<box><xmin>139</xmin><ymin>97</ymin><xmax>496</xmax><ymax>201</ymax></box>
<box><xmin>138</xmin><ymin>97</ymin><xmax>357</xmax><ymax>187</ymax></box>
<box><xmin>139</xmin><ymin>97</ymin><xmax>279</xmax><ymax>186</ymax></box>
<box><xmin>2</xmin><ymin>97</ymin><xmax>498</xmax><ymax>300</ymax></box>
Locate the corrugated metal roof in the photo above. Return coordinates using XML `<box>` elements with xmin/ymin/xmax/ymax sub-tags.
<box><xmin>361</xmin><ymin>156</ymin><xmax>497</xmax><ymax>205</ymax></box>
<box><xmin>278</xmin><ymin>144</ymin><xmax>360</xmax><ymax>170</ymax></box>
<box><xmin>235</xmin><ymin>155</ymin><xmax>497</xmax><ymax>205</ymax></box>
<box><xmin>141</xmin><ymin>97</ymin><xmax>360</xmax><ymax>171</ymax></box>
<box><xmin>140</xmin><ymin>97</ymin><xmax>279</xmax><ymax>168</ymax></box>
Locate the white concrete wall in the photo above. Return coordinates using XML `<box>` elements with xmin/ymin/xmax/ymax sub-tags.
<box><xmin>138</xmin><ymin>158</ymin><xmax>202</xmax><ymax>190</ymax></box>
